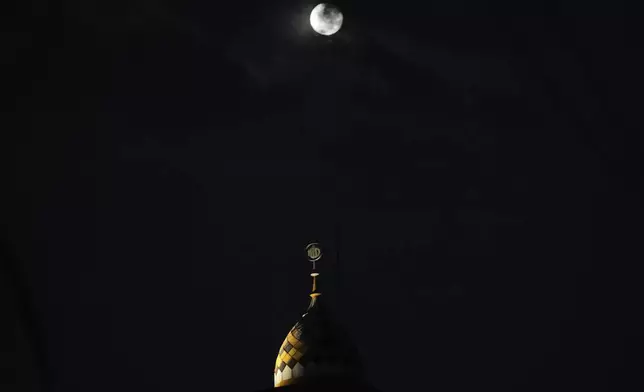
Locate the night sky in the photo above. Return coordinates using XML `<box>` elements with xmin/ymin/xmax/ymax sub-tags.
<box><xmin>4</xmin><ymin>1</ymin><xmax>642</xmax><ymax>391</ymax></box>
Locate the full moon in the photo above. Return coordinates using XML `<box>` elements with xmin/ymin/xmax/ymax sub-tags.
<box><xmin>310</xmin><ymin>3</ymin><xmax>343</xmax><ymax>36</ymax></box>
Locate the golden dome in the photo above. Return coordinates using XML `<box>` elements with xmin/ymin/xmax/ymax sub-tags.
<box><xmin>274</xmin><ymin>243</ymin><xmax>362</xmax><ymax>387</ymax></box>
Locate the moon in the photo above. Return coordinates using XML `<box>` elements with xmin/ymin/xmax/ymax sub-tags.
<box><xmin>310</xmin><ymin>3</ymin><xmax>343</xmax><ymax>36</ymax></box>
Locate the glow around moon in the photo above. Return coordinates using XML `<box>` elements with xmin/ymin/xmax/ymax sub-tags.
<box><xmin>310</xmin><ymin>3</ymin><xmax>343</xmax><ymax>36</ymax></box>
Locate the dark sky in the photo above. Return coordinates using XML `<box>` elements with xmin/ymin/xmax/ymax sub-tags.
<box><xmin>4</xmin><ymin>1</ymin><xmax>642</xmax><ymax>391</ymax></box>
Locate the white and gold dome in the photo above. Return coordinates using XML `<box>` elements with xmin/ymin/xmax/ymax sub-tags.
<box><xmin>273</xmin><ymin>243</ymin><xmax>363</xmax><ymax>388</ymax></box>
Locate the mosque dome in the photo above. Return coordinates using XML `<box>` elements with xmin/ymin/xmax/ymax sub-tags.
<box><xmin>273</xmin><ymin>243</ymin><xmax>363</xmax><ymax>388</ymax></box>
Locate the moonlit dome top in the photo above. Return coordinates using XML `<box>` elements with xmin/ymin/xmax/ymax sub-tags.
<box><xmin>273</xmin><ymin>245</ymin><xmax>363</xmax><ymax>387</ymax></box>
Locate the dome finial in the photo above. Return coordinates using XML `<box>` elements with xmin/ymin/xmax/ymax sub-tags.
<box><xmin>305</xmin><ymin>242</ymin><xmax>322</xmax><ymax>298</ymax></box>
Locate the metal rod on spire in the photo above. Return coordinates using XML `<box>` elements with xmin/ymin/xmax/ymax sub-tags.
<box><xmin>305</xmin><ymin>242</ymin><xmax>323</xmax><ymax>298</ymax></box>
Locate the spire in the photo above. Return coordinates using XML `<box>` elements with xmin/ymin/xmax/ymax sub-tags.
<box><xmin>273</xmin><ymin>242</ymin><xmax>363</xmax><ymax>388</ymax></box>
<box><xmin>306</xmin><ymin>243</ymin><xmax>322</xmax><ymax>310</ymax></box>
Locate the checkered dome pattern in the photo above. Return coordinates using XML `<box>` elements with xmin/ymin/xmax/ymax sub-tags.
<box><xmin>273</xmin><ymin>299</ymin><xmax>364</xmax><ymax>387</ymax></box>
<box><xmin>274</xmin><ymin>323</ymin><xmax>308</xmax><ymax>387</ymax></box>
